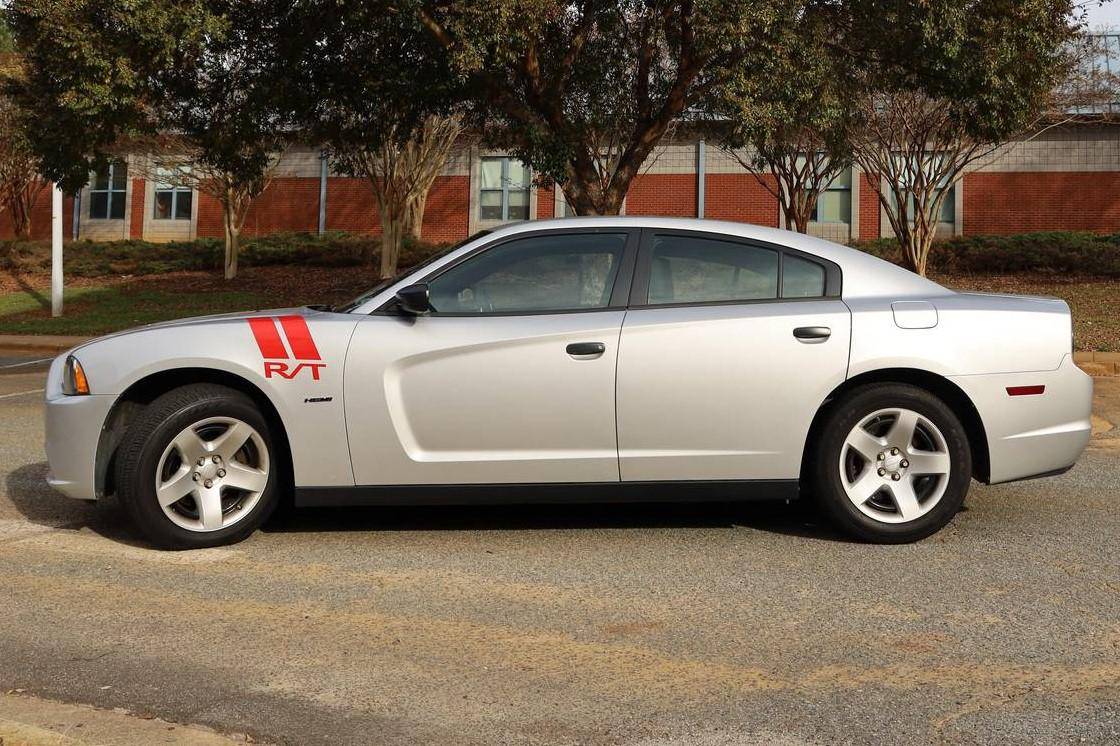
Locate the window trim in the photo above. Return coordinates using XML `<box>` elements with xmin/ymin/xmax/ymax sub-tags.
<box><xmin>88</xmin><ymin>162</ymin><xmax>128</xmax><ymax>221</ymax></box>
<box><xmin>478</xmin><ymin>156</ymin><xmax>532</xmax><ymax>223</ymax></box>
<box><xmin>374</xmin><ymin>227</ymin><xmax>641</xmax><ymax>317</ymax></box>
<box><xmin>628</xmin><ymin>228</ymin><xmax>842</xmax><ymax>309</ymax></box>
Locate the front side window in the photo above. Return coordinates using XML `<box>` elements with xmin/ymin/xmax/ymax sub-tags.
<box><xmin>479</xmin><ymin>157</ymin><xmax>530</xmax><ymax>222</ymax></box>
<box><xmin>646</xmin><ymin>234</ymin><xmax>779</xmax><ymax>305</ymax></box>
<box><xmin>427</xmin><ymin>232</ymin><xmax>627</xmax><ymax>314</ymax></box>
<box><xmin>154</xmin><ymin>167</ymin><xmax>194</xmax><ymax>220</ymax></box>
<box><xmin>89</xmin><ymin>162</ymin><xmax>128</xmax><ymax>220</ymax></box>
<box><xmin>811</xmin><ymin>168</ymin><xmax>852</xmax><ymax>223</ymax></box>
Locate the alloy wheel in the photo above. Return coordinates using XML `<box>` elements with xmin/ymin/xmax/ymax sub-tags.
<box><xmin>154</xmin><ymin>416</ymin><xmax>270</xmax><ymax>532</ymax></box>
<box><xmin>838</xmin><ymin>407</ymin><xmax>952</xmax><ymax>524</ymax></box>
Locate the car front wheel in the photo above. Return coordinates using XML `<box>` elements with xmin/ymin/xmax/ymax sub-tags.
<box><xmin>115</xmin><ymin>383</ymin><xmax>280</xmax><ymax>549</ymax></box>
<box><xmin>811</xmin><ymin>383</ymin><xmax>972</xmax><ymax>543</ymax></box>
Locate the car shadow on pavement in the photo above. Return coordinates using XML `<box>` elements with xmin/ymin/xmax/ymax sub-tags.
<box><xmin>7</xmin><ymin>462</ymin><xmax>856</xmax><ymax>545</ymax></box>
<box><xmin>6</xmin><ymin>462</ymin><xmax>150</xmax><ymax>547</ymax></box>
<box><xmin>263</xmin><ymin>497</ymin><xmax>858</xmax><ymax>542</ymax></box>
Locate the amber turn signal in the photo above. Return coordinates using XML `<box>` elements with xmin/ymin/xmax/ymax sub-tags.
<box><xmin>62</xmin><ymin>355</ymin><xmax>90</xmax><ymax>396</ymax></box>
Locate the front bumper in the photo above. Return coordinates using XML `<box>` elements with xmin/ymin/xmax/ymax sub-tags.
<box><xmin>950</xmin><ymin>354</ymin><xmax>1093</xmax><ymax>484</ymax></box>
<box><xmin>44</xmin><ymin>355</ymin><xmax>115</xmax><ymax>500</ymax></box>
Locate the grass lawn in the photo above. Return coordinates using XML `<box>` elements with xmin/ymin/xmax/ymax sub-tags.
<box><xmin>0</xmin><ymin>265</ymin><xmax>1116</xmax><ymax>351</ymax></box>
<box><xmin>0</xmin><ymin>266</ymin><xmax>379</xmax><ymax>337</ymax></box>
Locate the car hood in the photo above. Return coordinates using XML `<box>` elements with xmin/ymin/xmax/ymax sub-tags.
<box><xmin>71</xmin><ymin>307</ymin><xmax>326</xmax><ymax>355</ymax></box>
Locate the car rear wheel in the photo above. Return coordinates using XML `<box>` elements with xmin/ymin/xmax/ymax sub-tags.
<box><xmin>115</xmin><ymin>383</ymin><xmax>279</xmax><ymax>549</ymax></box>
<box><xmin>811</xmin><ymin>383</ymin><xmax>972</xmax><ymax>543</ymax></box>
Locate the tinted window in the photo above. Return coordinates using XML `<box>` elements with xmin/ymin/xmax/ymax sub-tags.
<box><xmin>428</xmin><ymin>233</ymin><xmax>627</xmax><ymax>314</ymax></box>
<box><xmin>646</xmin><ymin>235</ymin><xmax>778</xmax><ymax>305</ymax></box>
<box><xmin>782</xmin><ymin>254</ymin><xmax>826</xmax><ymax>298</ymax></box>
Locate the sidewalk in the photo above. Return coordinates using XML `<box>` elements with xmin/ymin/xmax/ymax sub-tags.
<box><xmin>0</xmin><ymin>335</ymin><xmax>90</xmax><ymax>354</ymax></box>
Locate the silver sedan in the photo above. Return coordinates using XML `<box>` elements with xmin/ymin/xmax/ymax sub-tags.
<box><xmin>44</xmin><ymin>218</ymin><xmax>1093</xmax><ymax>548</ymax></box>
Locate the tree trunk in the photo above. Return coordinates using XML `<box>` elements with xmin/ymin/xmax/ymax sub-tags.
<box><xmin>10</xmin><ymin>190</ymin><xmax>31</xmax><ymax>239</ymax></box>
<box><xmin>224</xmin><ymin>221</ymin><xmax>239</xmax><ymax>280</ymax></box>
<box><xmin>560</xmin><ymin>179</ymin><xmax>622</xmax><ymax>216</ymax></box>
<box><xmin>222</xmin><ymin>188</ymin><xmax>240</xmax><ymax>280</ymax></box>
<box><xmin>405</xmin><ymin>192</ymin><xmax>427</xmax><ymax>240</ymax></box>
<box><xmin>379</xmin><ymin>202</ymin><xmax>406</xmax><ymax>279</ymax></box>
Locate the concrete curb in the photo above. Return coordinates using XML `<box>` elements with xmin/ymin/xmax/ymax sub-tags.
<box><xmin>0</xmin><ymin>335</ymin><xmax>90</xmax><ymax>354</ymax></box>
<box><xmin>0</xmin><ymin>692</ymin><xmax>254</xmax><ymax>745</ymax></box>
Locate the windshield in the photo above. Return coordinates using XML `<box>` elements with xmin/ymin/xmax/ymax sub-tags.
<box><xmin>331</xmin><ymin>231</ymin><xmax>491</xmax><ymax>313</ymax></box>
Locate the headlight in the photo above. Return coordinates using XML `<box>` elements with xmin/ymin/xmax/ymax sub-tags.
<box><xmin>61</xmin><ymin>355</ymin><xmax>90</xmax><ymax>396</ymax></box>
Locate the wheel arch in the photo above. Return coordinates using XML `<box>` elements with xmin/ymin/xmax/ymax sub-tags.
<box><xmin>803</xmin><ymin>367</ymin><xmax>991</xmax><ymax>485</ymax></box>
<box><xmin>95</xmin><ymin>367</ymin><xmax>293</xmax><ymax>499</ymax></box>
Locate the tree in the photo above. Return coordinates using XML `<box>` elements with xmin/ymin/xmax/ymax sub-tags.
<box><xmin>845</xmin><ymin>0</ymin><xmax>1077</xmax><ymax>275</ymax></box>
<box><xmin>334</xmin><ymin>116</ymin><xmax>464</xmax><ymax>278</ymax></box>
<box><xmin>132</xmin><ymin>138</ymin><xmax>284</xmax><ymax>279</ymax></box>
<box><xmin>709</xmin><ymin>4</ymin><xmax>856</xmax><ymax>233</ymax></box>
<box><xmin>277</xmin><ymin>1</ymin><xmax>466</xmax><ymax>278</ymax></box>
<box><xmin>0</xmin><ymin>15</ymin><xmax>14</xmax><ymax>53</ymax></box>
<box><xmin>6</xmin><ymin>0</ymin><xmax>289</xmax><ymax>278</ymax></box>
<box><xmin>0</xmin><ymin>52</ymin><xmax>46</xmax><ymax>239</ymax></box>
<box><xmin>415</xmin><ymin>0</ymin><xmax>804</xmax><ymax>216</ymax></box>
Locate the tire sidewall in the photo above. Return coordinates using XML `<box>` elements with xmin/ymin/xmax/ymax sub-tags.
<box><xmin>814</xmin><ymin>384</ymin><xmax>972</xmax><ymax>543</ymax></box>
<box><xmin>121</xmin><ymin>390</ymin><xmax>279</xmax><ymax>549</ymax></box>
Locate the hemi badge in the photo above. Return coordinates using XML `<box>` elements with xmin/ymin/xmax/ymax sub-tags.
<box><xmin>1006</xmin><ymin>385</ymin><xmax>1045</xmax><ymax>396</ymax></box>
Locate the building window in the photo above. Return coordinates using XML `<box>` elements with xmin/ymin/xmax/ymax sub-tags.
<box><xmin>811</xmin><ymin>168</ymin><xmax>852</xmax><ymax>223</ymax></box>
<box><xmin>892</xmin><ymin>183</ymin><xmax>956</xmax><ymax>224</ymax></box>
<box><xmin>154</xmin><ymin>168</ymin><xmax>193</xmax><ymax>220</ymax></box>
<box><xmin>558</xmin><ymin>192</ymin><xmax>576</xmax><ymax>218</ymax></box>
<box><xmin>479</xmin><ymin>157</ymin><xmax>530</xmax><ymax>222</ymax></box>
<box><xmin>89</xmin><ymin>162</ymin><xmax>128</xmax><ymax>220</ymax></box>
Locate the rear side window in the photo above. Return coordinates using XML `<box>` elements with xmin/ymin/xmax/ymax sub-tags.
<box><xmin>782</xmin><ymin>254</ymin><xmax>826</xmax><ymax>298</ymax></box>
<box><xmin>646</xmin><ymin>234</ymin><xmax>779</xmax><ymax>305</ymax></box>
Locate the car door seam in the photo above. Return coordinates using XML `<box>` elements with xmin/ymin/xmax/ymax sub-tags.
<box><xmin>613</xmin><ymin>309</ymin><xmax>627</xmax><ymax>483</ymax></box>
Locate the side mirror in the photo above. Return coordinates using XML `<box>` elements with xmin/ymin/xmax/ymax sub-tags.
<box><xmin>395</xmin><ymin>283</ymin><xmax>431</xmax><ymax>315</ymax></box>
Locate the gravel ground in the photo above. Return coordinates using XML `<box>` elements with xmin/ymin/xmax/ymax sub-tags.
<box><xmin>0</xmin><ymin>354</ymin><xmax>1117</xmax><ymax>745</ymax></box>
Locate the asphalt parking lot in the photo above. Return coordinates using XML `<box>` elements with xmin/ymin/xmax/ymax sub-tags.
<box><xmin>0</xmin><ymin>350</ymin><xmax>1118</xmax><ymax>745</ymax></box>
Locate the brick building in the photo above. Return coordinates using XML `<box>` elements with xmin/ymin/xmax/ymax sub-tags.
<box><xmin>4</xmin><ymin>122</ymin><xmax>1119</xmax><ymax>245</ymax></box>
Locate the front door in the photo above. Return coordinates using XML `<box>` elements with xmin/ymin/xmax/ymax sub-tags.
<box><xmin>344</xmin><ymin>229</ymin><xmax>638</xmax><ymax>486</ymax></box>
<box><xmin>616</xmin><ymin>230</ymin><xmax>851</xmax><ymax>482</ymax></box>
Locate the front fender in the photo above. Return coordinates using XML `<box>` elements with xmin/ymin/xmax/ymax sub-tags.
<box><xmin>71</xmin><ymin>311</ymin><xmax>361</xmax><ymax>489</ymax></box>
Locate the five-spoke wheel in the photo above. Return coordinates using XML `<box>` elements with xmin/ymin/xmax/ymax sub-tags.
<box><xmin>156</xmin><ymin>417</ymin><xmax>270</xmax><ymax>532</ymax></box>
<box><xmin>115</xmin><ymin>383</ymin><xmax>280</xmax><ymax>549</ymax></box>
<box><xmin>812</xmin><ymin>383</ymin><xmax>972</xmax><ymax>543</ymax></box>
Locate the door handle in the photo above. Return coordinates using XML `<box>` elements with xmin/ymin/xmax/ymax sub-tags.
<box><xmin>566</xmin><ymin>342</ymin><xmax>606</xmax><ymax>358</ymax></box>
<box><xmin>793</xmin><ymin>326</ymin><xmax>831</xmax><ymax>342</ymax></box>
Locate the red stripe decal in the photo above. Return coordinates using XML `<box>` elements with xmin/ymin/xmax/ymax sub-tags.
<box><xmin>279</xmin><ymin>315</ymin><xmax>321</xmax><ymax>360</ymax></box>
<box><xmin>1007</xmin><ymin>385</ymin><xmax>1045</xmax><ymax>396</ymax></box>
<box><xmin>248</xmin><ymin>318</ymin><xmax>288</xmax><ymax>359</ymax></box>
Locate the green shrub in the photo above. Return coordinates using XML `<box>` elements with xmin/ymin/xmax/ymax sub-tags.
<box><xmin>851</xmin><ymin>232</ymin><xmax>1120</xmax><ymax>277</ymax></box>
<box><xmin>0</xmin><ymin>231</ymin><xmax>452</xmax><ymax>277</ymax></box>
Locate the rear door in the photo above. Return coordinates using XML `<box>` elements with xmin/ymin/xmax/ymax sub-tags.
<box><xmin>616</xmin><ymin>229</ymin><xmax>851</xmax><ymax>482</ymax></box>
<box><xmin>345</xmin><ymin>228</ymin><xmax>639</xmax><ymax>486</ymax></box>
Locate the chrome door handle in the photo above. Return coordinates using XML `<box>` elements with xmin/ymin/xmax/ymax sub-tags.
<box><xmin>793</xmin><ymin>326</ymin><xmax>831</xmax><ymax>342</ymax></box>
<box><xmin>566</xmin><ymin>342</ymin><xmax>606</xmax><ymax>358</ymax></box>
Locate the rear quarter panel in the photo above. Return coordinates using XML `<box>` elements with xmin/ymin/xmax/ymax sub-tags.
<box><xmin>848</xmin><ymin>293</ymin><xmax>1072</xmax><ymax>377</ymax></box>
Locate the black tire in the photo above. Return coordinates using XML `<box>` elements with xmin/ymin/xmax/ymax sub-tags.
<box><xmin>115</xmin><ymin>383</ymin><xmax>280</xmax><ymax>549</ymax></box>
<box><xmin>810</xmin><ymin>383</ymin><xmax>972</xmax><ymax>543</ymax></box>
